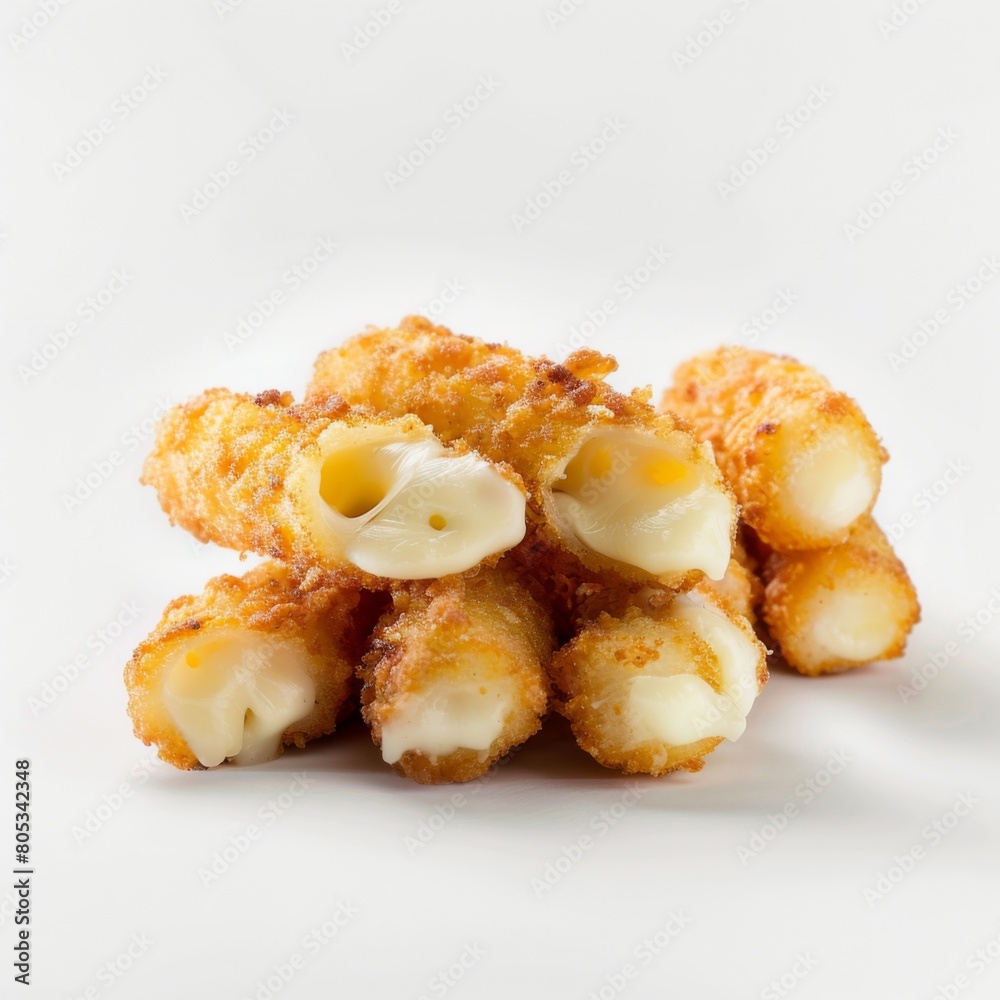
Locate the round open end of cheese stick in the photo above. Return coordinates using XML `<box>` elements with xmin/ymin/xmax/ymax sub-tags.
<box><xmin>671</xmin><ymin>594</ymin><xmax>762</xmax><ymax>716</ymax></box>
<box><xmin>766</xmin><ymin>415</ymin><xmax>880</xmax><ymax>542</ymax></box>
<box><xmin>552</xmin><ymin>596</ymin><xmax>766</xmax><ymax>776</ymax></box>
<box><xmin>379</xmin><ymin>666</ymin><xmax>515</xmax><ymax>765</ymax></box>
<box><xmin>770</xmin><ymin>575</ymin><xmax>917</xmax><ymax>675</ymax></box>
<box><xmin>551</xmin><ymin>429</ymin><xmax>733</xmax><ymax>579</ymax></box>
<box><xmin>362</xmin><ymin>562</ymin><xmax>554</xmax><ymax>784</ymax></box>
<box><xmin>762</xmin><ymin>517</ymin><xmax>920</xmax><ymax>675</ymax></box>
<box><xmin>300</xmin><ymin>424</ymin><xmax>526</xmax><ymax>579</ymax></box>
<box><xmin>805</xmin><ymin>589</ymin><xmax>907</xmax><ymax>664</ymax></box>
<box><xmin>161</xmin><ymin>631</ymin><xmax>316</xmax><ymax>768</ymax></box>
<box><xmin>624</xmin><ymin>597</ymin><xmax>762</xmax><ymax>748</ymax></box>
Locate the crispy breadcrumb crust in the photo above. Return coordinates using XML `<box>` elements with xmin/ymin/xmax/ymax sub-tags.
<box><xmin>663</xmin><ymin>347</ymin><xmax>887</xmax><ymax>550</ymax></box>
<box><xmin>309</xmin><ymin>316</ymin><xmax>735</xmax><ymax>588</ymax></box>
<box><xmin>360</xmin><ymin>560</ymin><xmax>555</xmax><ymax>784</ymax></box>
<box><xmin>760</xmin><ymin>516</ymin><xmax>921</xmax><ymax>675</ymax></box>
<box><xmin>141</xmin><ymin>387</ymin><xmax>523</xmax><ymax>584</ymax></box>
<box><xmin>693</xmin><ymin>548</ymin><xmax>761</xmax><ymax>624</ymax></box>
<box><xmin>125</xmin><ymin>560</ymin><xmax>378</xmax><ymax>769</ymax></box>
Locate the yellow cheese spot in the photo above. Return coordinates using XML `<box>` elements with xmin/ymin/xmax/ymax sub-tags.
<box><xmin>645</xmin><ymin>457</ymin><xmax>690</xmax><ymax>487</ymax></box>
<box><xmin>319</xmin><ymin>448</ymin><xmax>390</xmax><ymax>518</ymax></box>
<box><xmin>184</xmin><ymin>639</ymin><xmax>227</xmax><ymax>670</ymax></box>
<box><xmin>588</xmin><ymin>447</ymin><xmax>613</xmax><ymax>478</ymax></box>
<box><xmin>559</xmin><ymin>440</ymin><xmax>612</xmax><ymax>493</ymax></box>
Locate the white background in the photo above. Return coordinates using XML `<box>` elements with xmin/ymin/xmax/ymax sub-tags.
<box><xmin>3</xmin><ymin>1</ymin><xmax>1000</xmax><ymax>997</ymax></box>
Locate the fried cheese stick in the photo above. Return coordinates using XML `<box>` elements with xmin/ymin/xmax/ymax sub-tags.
<box><xmin>125</xmin><ymin>561</ymin><xmax>376</xmax><ymax>769</ymax></box>
<box><xmin>142</xmin><ymin>388</ymin><xmax>526</xmax><ymax>581</ymax></box>
<box><xmin>662</xmin><ymin>347</ymin><xmax>887</xmax><ymax>551</ymax></box>
<box><xmin>759</xmin><ymin>516</ymin><xmax>920</xmax><ymax>676</ymax></box>
<box><xmin>360</xmin><ymin>561</ymin><xmax>554</xmax><ymax>784</ymax></box>
<box><xmin>308</xmin><ymin>317</ymin><xmax>737</xmax><ymax>588</ymax></box>
<box><xmin>549</xmin><ymin>584</ymin><xmax>767</xmax><ymax>776</ymax></box>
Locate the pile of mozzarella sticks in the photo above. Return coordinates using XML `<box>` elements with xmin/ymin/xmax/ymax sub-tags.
<box><xmin>125</xmin><ymin>317</ymin><xmax>920</xmax><ymax>783</ymax></box>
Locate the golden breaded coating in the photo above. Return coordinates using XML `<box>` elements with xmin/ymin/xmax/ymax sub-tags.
<box><xmin>663</xmin><ymin>347</ymin><xmax>887</xmax><ymax>550</ymax></box>
<box><xmin>760</xmin><ymin>516</ymin><xmax>920</xmax><ymax>676</ymax></box>
<box><xmin>360</xmin><ymin>560</ymin><xmax>554</xmax><ymax>784</ymax></box>
<box><xmin>309</xmin><ymin>316</ymin><xmax>737</xmax><ymax>588</ymax></box>
<box><xmin>549</xmin><ymin>586</ymin><xmax>767</xmax><ymax>776</ymax></box>
<box><xmin>142</xmin><ymin>388</ymin><xmax>526</xmax><ymax>582</ymax></box>
<box><xmin>693</xmin><ymin>538</ymin><xmax>762</xmax><ymax>624</ymax></box>
<box><xmin>125</xmin><ymin>561</ymin><xmax>378</xmax><ymax>769</ymax></box>
<box><xmin>312</xmin><ymin>319</ymin><xmax>525</xmax><ymax>437</ymax></box>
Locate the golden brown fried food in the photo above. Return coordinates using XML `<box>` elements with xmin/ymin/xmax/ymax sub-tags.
<box><xmin>142</xmin><ymin>388</ymin><xmax>526</xmax><ymax>582</ymax></box>
<box><xmin>360</xmin><ymin>560</ymin><xmax>554</xmax><ymax>784</ymax></box>
<box><xmin>692</xmin><ymin>537</ymin><xmax>762</xmax><ymax>624</ymax></box>
<box><xmin>663</xmin><ymin>347</ymin><xmax>887</xmax><ymax>551</ymax></box>
<box><xmin>125</xmin><ymin>561</ymin><xmax>378</xmax><ymax>769</ymax></box>
<box><xmin>308</xmin><ymin>316</ymin><xmax>737</xmax><ymax>589</ymax></box>
<box><xmin>549</xmin><ymin>585</ymin><xmax>767</xmax><ymax>776</ymax></box>
<box><xmin>759</xmin><ymin>516</ymin><xmax>920</xmax><ymax>676</ymax></box>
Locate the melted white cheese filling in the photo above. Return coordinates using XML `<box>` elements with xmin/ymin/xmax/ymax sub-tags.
<box><xmin>672</xmin><ymin>594</ymin><xmax>761</xmax><ymax>716</ymax></box>
<box><xmin>629</xmin><ymin>674</ymin><xmax>746</xmax><ymax>744</ymax></box>
<box><xmin>626</xmin><ymin>594</ymin><xmax>761</xmax><ymax>746</ymax></box>
<box><xmin>316</xmin><ymin>428</ymin><xmax>525</xmax><ymax>579</ymax></box>
<box><xmin>781</xmin><ymin>434</ymin><xmax>876</xmax><ymax>535</ymax></box>
<box><xmin>162</xmin><ymin>631</ymin><xmax>315</xmax><ymax>767</ymax></box>
<box><xmin>806</xmin><ymin>587</ymin><xmax>900</xmax><ymax>663</ymax></box>
<box><xmin>379</xmin><ymin>676</ymin><xmax>512</xmax><ymax>765</ymax></box>
<box><xmin>552</xmin><ymin>429</ymin><xmax>731</xmax><ymax>579</ymax></box>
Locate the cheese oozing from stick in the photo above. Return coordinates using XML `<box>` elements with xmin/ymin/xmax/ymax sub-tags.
<box><xmin>162</xmin><ymin>631</ymin><xmax>316</xmax><ymax>768</ymax></box>
<box><xmin>628</xmin><ymin>674</ymin><xmax>746</xmax><ymax>745</ymax></box>
<box><xmin>379</xmin><ymin>670</ymin><xmax>514</xmax><ymax>765</ymax></box>
<box><xmin>552</xmin><ymin>429</ymin><xmax>732</xmax><ymax>579</ymax></box>
<box><xmin>671</xmin><ymin>594</ymin><xmax>761</xmax><ymax>717</ymax></box>
<box><xmin>623</xmin><ymin>593</ymin><xmax>761</xmax><ymax>746</ymax></box>
<box><xmin>310</xmin><ymin>425</ymin><xmax>526</xmax><ymax>579</ymax></box>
